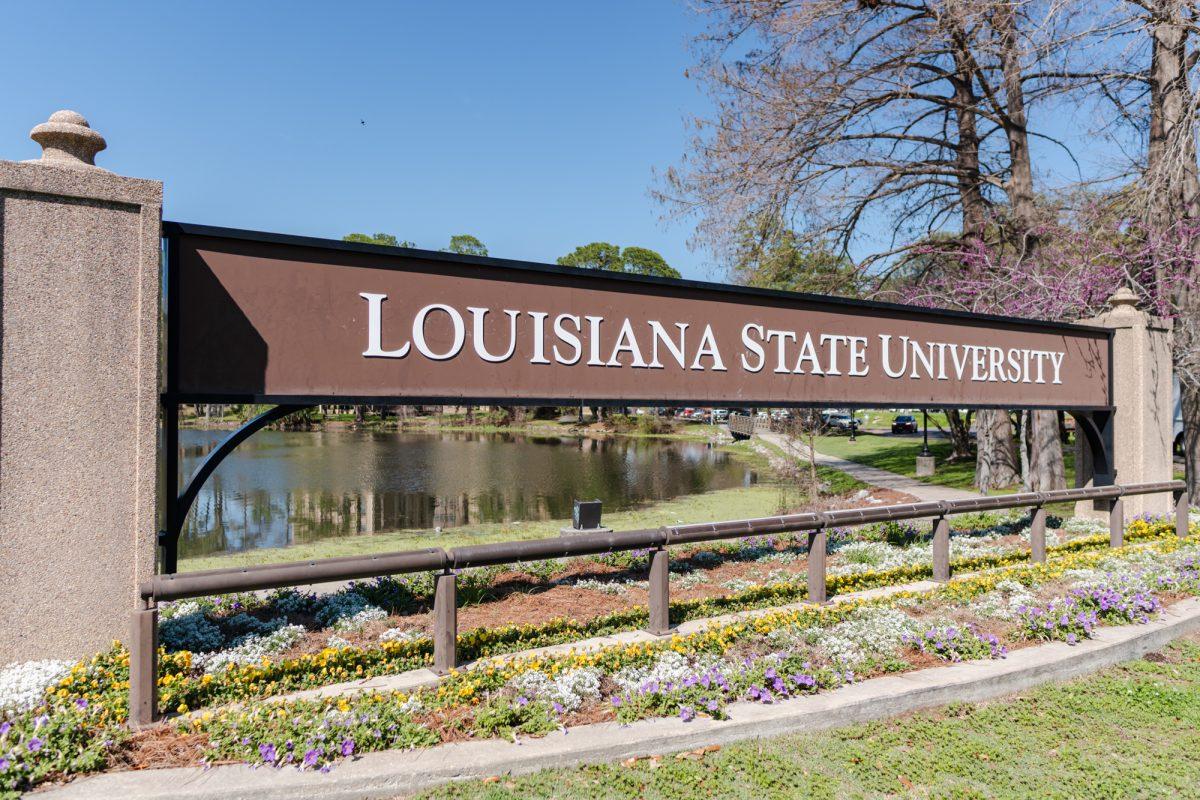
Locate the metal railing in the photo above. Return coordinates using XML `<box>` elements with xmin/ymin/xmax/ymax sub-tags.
<box><xmin>129</xmin><ymin>480</ymin><xmax>1189</xmax><ymax>726</ymax></box>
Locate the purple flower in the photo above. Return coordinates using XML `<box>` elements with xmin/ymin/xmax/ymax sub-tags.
<box><xmin>340</xmin><ymin>739</ymin><xmax>355</xmax><ymax>757</ymax></box>
<box><xmin>552</xmin><ymin>702</ymin><xmax>564</xmax><ymax>714</ymax></box>
<box><xmin>611</xmin><ymin>696</ymin><xmax>623</xmax><ymax>708</ymax></box>
<box><xmin>516</xmin><ymin>696</ymin><xmax>529</xmax><ymax>708</ymax></box>
<box><xmin>679</xmin><ymin>706</ymin><xmax>695</xmax><ymax>722</ymax></box>
<box><xmin>705</xmin><ymin>700</ymin><xmax>719</xmax><ymax>712</ymax></box>
<box><xmin>0</xmin><ymin>757</ymin><xmax>9</xmax><ymax>770</ymax></box>
<box><xmin>303</xmin><ymin>748</ymin><xmax>321</xmax><ymax>768</ymax></box>
<box><xmin>0</xmin><ymin>722</ymin><xmax>10</xmax><ymax>736</ymax></box>
<box><xmin>259</xmin><ymin>743</ymin><xmax>276</xmax><ymax>763</ymax></box>
<box><xmin>27</xmin><ymin>737</ymin><xmax>43</xmax><ymax>753</ymax></box>
<box><xmin>1066</xmin><ymin>633</ymin><xmax>1078</xmax><ymax>645</ymax></box>
<box><xmin>33</xmin><ymin>714</ymin><xmax>48</xmax><ymax>729</ymax></box>
<box><xmin>74</xmin><ymin>699</ymin><xmax>89</xmax><ymax>710</ymax></box>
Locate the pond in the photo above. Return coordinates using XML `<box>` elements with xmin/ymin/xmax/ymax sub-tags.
<box><xmin>178</xmin><ymin>429</ymin><xmax>757</xmax><ymax>559</ymax></box>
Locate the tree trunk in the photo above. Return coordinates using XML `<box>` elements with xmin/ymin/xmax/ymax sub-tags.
<box><xmin>1183</xmin><ymin>378</ymin><xmax>1200</xmax><ymax>499</ymax></box>
<box><xmin>992</xmin><ymin>3</ymin><xmax>1066</xmax><ymax>492</ymax></box>
<box><xmin>975</xmin><ymin>409</ymin><xmax>1019</xmax><ymax>492</ymax></box>
<box><xmin>941</xmin><ymin>409</ymin><xmax>973</xmax><ymax>461</ymax></box>
<box><xmin>1028</xmin><ymin>409</ymin><xmax>1066</xmax><ymax>491</ymax></box>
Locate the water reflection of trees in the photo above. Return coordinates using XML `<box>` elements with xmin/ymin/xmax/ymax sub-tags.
<box><xmin>178</xmin><ymin>431</ymin><xmax>757</xmax><ymax>558</ymax></box>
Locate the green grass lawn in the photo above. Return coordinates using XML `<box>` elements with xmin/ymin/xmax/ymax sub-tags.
<box><xmin>179</xmin><ymin>484</ymin><xmax>786</xmax><ymax>572</ymax></box>
<box><xmin>416</xmin><ymin>635</ymin><xmax>1200</xmax><ymax>799</ymax></box>
<box><xmin>814</xmin><ymin>433</ymin><xmax>1077</xmax><ymax>496</ymax></box>
<box><xmin>854</xmin><ymin>409</ymin><xmax>951</xmax><ymax>431</ymax></box>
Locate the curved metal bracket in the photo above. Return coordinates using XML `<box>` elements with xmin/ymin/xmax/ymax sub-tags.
<box><xmin>1068</xmin><ymin>409</ymin><xmax>1114</xmax><ymax>484</ymax></box>
<box><xmin>160</xmin><ymin>404</ymin><xmax>311</xmax><ymax>573</ymax></box>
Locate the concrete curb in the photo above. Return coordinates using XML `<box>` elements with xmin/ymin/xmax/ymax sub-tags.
<box><xmin>36</xmin><ymin>597</ymin><xmax>1200</xmax><ymax>800</ymax></box>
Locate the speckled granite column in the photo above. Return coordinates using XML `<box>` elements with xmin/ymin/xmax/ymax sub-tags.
<box><xmin>1074</xmin><ymin>288</ymin><xmax>1174</xmax><ymax>520</ymax></box>
<box><xmin>0</xmin><ymin>111</ymin><xmax>161</xmax><ymax>662</ymax></box>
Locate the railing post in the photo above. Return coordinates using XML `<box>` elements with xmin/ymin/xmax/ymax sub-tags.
<box><xmin>1109</xmin><ymin>496</ymin><xmax>1124</xmax><ymax>548</ymax></box>
<box><xmin>806</xmin><ymin>526</ymin><xmax>827</xmax><ymax>603</ymax></box>
<box><xmin>128</xmin><ymin>598</ymin><xmax>158</xmax><ymax>728</ymax></box>
<box><xmin>932</xmin><ymin>515</ymin><xmax>950</xmax><ymax>582</ymax></box>
<box><xmin>1175</xmin><ymin>489</ymin><xmax>1190</xmax><ymax>539</ymax></box>
<box><xmin>433</xmin><ymin>570</ymin><xmax>457</xmax><ymax>674</ymax></box>
<box><xmin>646</xmin><ymin>546</ymin><xmax>671</xmax><ymax>635</ymax></box>
<box><xmin>1030</xmin><ymin>501</ymin><xmax>1047</xmax><ymax>564</ymax></box>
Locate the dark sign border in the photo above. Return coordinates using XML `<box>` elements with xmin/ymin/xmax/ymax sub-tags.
<box><xmin>161</xmin><ymin>221</ymin><xmax>1114</xmax><ymax>412</ymax></box>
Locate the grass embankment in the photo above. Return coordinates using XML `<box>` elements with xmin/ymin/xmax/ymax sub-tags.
<box><xmin>178</xmin><ymin>439</ymin><xmax>868</xmax><ymax>572</ymax></box>
<box><xmin>419</xmin><ymin>634</ymin><xmax>1200</xmax><ymax>800</ymax></box>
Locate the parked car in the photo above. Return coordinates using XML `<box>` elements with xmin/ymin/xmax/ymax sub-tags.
<box><xmin>892</xmin><ymin>414</ymin><xmax>918</xmax><ymax>434</ymax></box>
<box><xmin>712</xmin><ymin>408</ymin><xmax>730</xmax><ymax>422</ymax></box>
<box><xmin>826</xmin><ymin>412</ymin><xmax>858</xmax><ymax>431</ymax></box>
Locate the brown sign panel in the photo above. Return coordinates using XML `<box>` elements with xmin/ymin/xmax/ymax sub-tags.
<box><xmin>167</xmin><ymin>224</ymin><xmax>1112</xmax><ymax>410</ymax></box>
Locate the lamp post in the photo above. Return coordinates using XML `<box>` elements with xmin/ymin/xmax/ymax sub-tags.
<box><xmin>848</xmin><ymin>413</ymin><xmax>857</xmax><ymax>443</ymax></box>
<box><xmin>920</xmin><ymin>409</ymin><xmax>931</xmax><ymax>456</ymax></box>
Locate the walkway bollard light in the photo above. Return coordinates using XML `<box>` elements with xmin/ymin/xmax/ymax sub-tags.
<box><xmin>806</xmin><ymin>524</ymin><xmax>827</xmax><ymax>603</ymax></box>
<box><xmin>1030</xmin><ymin>501</ymin><xmax>1047</xmax><ymax>564</ymax></box>
<box><xmin>1109</xmin><ymin>496</ymin><xmax>1124</xmax><ymax>548</ymax></box>
<box><xmin>129</xmin><ymin>598</ymin><xmax>159</xmax><ymax>727</ymax></box>
<box><xmin>646</xmin><ymin>545</ymin><xmax>671</xmax><ymax>635</ymax></box>
<box><xmin>1175</xmin><ymin>489</ymin><xmax>1189</xmax><ymax>539</ymax></box>
<box><xmin>433</xmin><ymin>570</ymin><xmax>458</xmax><ymax>674</ymax></box>
<box><xmin>932</xmin><ymin>514</ymin><xmax>951</xmax><ymax>581</ymax></box>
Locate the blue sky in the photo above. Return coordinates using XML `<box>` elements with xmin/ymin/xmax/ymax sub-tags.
<box><xmin>0</xmin><ymin>2</ymin><xmax>1126</xmax><ymax>281</ymax></box>
<box><xmin>0</xmin><ymin>1</ymin><xmax>717</xmax><ymax>277</ymax></box>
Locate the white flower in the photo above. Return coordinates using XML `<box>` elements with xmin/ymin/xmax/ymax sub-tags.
<box><xmin>508</xmin><ymin>667</ymin><xmax>602</xmax><ymax>711</ymax></box>
<box><xmin>193</xmin><ymin>623</ymin><xmax>307</xmax><ymax>674</ymax></box>
<box><xmin>379</xmin><ymin>627</ymin><xmax>424</xmax><ymax>644</ymax></box>
<box><xmin>0</xmin><ymin>659</ymin><xmax>74</xmax><ymax>712</ymax></box>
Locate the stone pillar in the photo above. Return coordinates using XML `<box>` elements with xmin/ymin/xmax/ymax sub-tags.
<box><xmin>1075</xmin><ymin>287</ymin><xmax>1173</xmax><ymax>520</ymax></box>
<box><xmin>0</xmin><ymin>111</ymin><xmax>161</xmax><ymax>662</ymax></box>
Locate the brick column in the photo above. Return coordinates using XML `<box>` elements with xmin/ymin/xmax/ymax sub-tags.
<box><xmin>0</xmin><ymin>111</ymin><xmax>161</xmax><ymax>661</ymax></box>
<box><xmin>1075</xmin><ymin>287</ymin><xmax>1173</xmax><ymax>520</ymax></box>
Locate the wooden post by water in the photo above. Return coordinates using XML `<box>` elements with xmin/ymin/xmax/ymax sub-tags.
<box><xmin>128</xmin><ymin>599</ymin><xmax>158</xmax><ymax>727</ymax></box>
<box><xmin>1109</xmin><ymin>496</ymin><xmax>1124</xmax><ymax>548</ymax></box>
<box><xmin>932</xmin><ymin>516</ymin><xmax>950</xmax><ymax>582</ymax></box>
<box><xmin>1030</xmin><ymin>504</ymin><xmax>1047</xmax><ymax>564</ymax></box>
<box><xmin>807</xmin><ymin>527</ymin><xmax>827</xmax><ymax>603</ymax></box>
<box><xmin>646</xmin><ymin>547</ymin><xmax>671</xmax><ymax>635</ymax></box>
<box><xmin>433</xmin><ymin>570</ymin><xmax>457</xmax><ymax>673</ymax></box>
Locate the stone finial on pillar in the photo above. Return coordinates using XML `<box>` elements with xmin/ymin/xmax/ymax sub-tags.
<box><xmin>1107</xmin><ymin>286</ymin><xmax>1141</xmax><ymax>314</ymax></box>
<box><xmin>28</xmin><ymin>110</ymin><xmax>107</xmax><ymax>169</ymax></box>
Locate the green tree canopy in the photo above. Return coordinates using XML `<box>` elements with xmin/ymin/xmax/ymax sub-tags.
<box><xmin>343</xmin><ymin>232</ymin><xmax>416</xmax><ymax>248</ymax></box>
<box><xmin>557</xmin><ymin>242</ymin><xmax>681</xmax><ymax>279</ymax></box>
<box><xmin>728</xmin><ymin>216</ymin><xmax>860</xmax><ymax>296</ymax></box>
<box><xmin>444</xmin><ymin>234</ymin><xmax>488</xmax><ymax>256</ymax></box>
<box><xmin>557</xmin><ymin>242</ymin><xmax>623</xmax><ymax>271</ymax></box>
<box><xmin>620</xmin><ymin>246</ymin><xmax>679</xmax><ymax>278</ymax></box>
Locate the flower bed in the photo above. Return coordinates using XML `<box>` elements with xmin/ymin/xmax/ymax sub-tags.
<box><xmin>1</xmin><ymin>515</ymin><xmax>1195</xmax><ymax>796</ymax></box>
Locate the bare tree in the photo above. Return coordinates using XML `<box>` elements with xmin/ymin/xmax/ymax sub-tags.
<box><xmin>662</xmin><ymin>0</ymin><xmax>1036</xmax><ymax>488</ymax></box>
<box><xmin>657</xmin><ymin>0</ymin><xmax>1017</xmax><ymax>269</ymax></box>
<box><xmin>1046</xmin><ymin>0</ymin><xmax>1200</xmax><ymax>493</ymax></box>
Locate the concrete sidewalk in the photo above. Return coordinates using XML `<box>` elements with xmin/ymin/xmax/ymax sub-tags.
<box><xmin>757</xmin><ymin>431</ymin><xmax>983</xmax><ymax>503</ymax></box>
